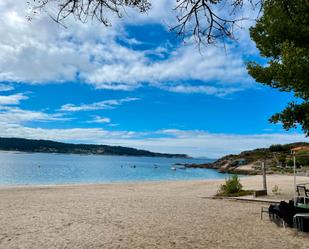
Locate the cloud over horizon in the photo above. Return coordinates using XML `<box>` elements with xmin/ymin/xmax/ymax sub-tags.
<box><xmin>0</xmin><ymin>124</ymin><xmax>306</xmax><ymax>158</ymax></box>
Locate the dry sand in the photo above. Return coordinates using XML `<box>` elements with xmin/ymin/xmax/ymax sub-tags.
<box><xmin>0</xmin><ymin>175</ymin><xmax>308</xmax><ymax>249</ymax></box>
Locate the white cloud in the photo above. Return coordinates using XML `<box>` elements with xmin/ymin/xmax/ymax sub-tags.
<box><xmin>161</xmin><ymin>84</ymin><xmax>241</xmax><ymax>96</ymax></box>
<box><xmin>0</xmin><ymin>84</ymin><xmax>14</xmax><ymax>92</ymax></box>
<box><xmin>0</xmin><ymin>0</ymin><xmax>258</xmax><ymax>96</ymax></box>
<box><xmin>88</xmin><ymin>116</ymin><xmax>111</xmax><ymax>124</ymax></box>
<box><xmin>0</xmin><ymin>123</ymin><xmax>138</xmax><ymax>142</ymax></box>
<box><xmin>0</xmin><ymin>91</ymin><xmax>70</xmax><ymax>124</ymax></box>
<box><xmin>0</xmin><ymin>107</ymin><xmax>70</xmax><ymax>124</ymax></box>
<box><xmin>84</xmin><ymin>43</ymin><xmax>253</xmax><ymax>94</ymax></box>
<box><xmin>0</xmin><ymin>93</ymin><xmax>28</xmax><ymax>105</ymax></box>
<box><xmin>59</xmin><ymin>97</ymin><xmax>139</xmax><ymax>112</ymax></box>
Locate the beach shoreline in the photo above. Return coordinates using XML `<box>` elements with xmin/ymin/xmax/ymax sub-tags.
<box><xmin>1</xmin><ymin>175</ymin><xmax>308</xmax><ymax>249</ymax></box>
<box><xmin>0</xmin><ymin>177</ymin><xmax>227</xmax><ymax>189</ymax></box>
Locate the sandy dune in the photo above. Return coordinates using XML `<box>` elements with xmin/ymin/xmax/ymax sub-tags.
<box><xmin>0</xmin><ymin>175</ymin><xmax>308</xmax><ymax>249</ymax></box>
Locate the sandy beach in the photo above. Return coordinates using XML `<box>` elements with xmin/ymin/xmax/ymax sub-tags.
<box><xmin>1</xmin><ymin>175</ymin><xmax>309</xmax><ymax>249</ymax></box>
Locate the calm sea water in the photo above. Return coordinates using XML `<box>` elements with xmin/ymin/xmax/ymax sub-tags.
<box><xmin>0</xmin><ymin>151</ymin><xmax>230</xmax><ymax>186</ymax></box>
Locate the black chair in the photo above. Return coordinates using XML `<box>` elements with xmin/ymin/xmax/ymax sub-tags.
<box><xmin>268</xmin><ymin>201</ymin><xmax>296</xmax><ymax>228</ymax></box>
<box><xmin>268</xmin><ymin>200</ymin><xmax>309</xmax><ymax>232</ymax></box>
<box><xmin>279</xmin><ymin>201</ymin><xmax>295</xmax><ymax>227</ymax></box>
<box><xmin>268</xmin><ymin>203</ymin><xmax>286</xmax><ymax>227</ymax></box>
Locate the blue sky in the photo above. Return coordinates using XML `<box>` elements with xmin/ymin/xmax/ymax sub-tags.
<box><xmin>0</xmin><ymin>1</ymin><xmax>307</xmax><ymax>157</ymax></box>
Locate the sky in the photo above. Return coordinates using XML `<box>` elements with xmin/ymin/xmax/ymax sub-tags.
<box><xmin>0</xmin><ymin>0</ymin><xmax>307</xmax><ymax>158</ymax></box>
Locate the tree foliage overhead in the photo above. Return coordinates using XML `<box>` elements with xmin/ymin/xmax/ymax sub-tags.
<box><xmin>28</xmin><ymin>0</ymin><xmax>263</xmax><ymax>44</ymax></box>
<box><xmin>247</xmin><ymin>0</ymin><xmax>309</xmax><ymax>135</ymax></box>
<box><xmin>28</xmin><ymin>0</ymin><xmax>151</xmax><ymax>26</ymax></box>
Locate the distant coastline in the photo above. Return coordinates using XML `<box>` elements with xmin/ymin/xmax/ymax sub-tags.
<box><xmin>0</xmin><ymin>137</ymin><xmax>190</xmax><ymax>158</ymax></box>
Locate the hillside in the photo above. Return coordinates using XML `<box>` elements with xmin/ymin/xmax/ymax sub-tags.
<box><xmin>186</xmin><ymin>142</ymin><xmax>309</xmax><ymax>175</ymax></box>
<box><xmin>0</xmin><ymin>137</ymin><xmax>189</xmax><ymax>158</ymax></box>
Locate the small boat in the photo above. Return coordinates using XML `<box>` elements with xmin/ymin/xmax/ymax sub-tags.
<box><xmin>171</xmin><ymin>167</ymin><xmax>176</xmax><ymax>171</ymax></box>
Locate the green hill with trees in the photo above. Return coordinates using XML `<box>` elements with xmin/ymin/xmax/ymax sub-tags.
<box><xmin>0</xmin><ymin>137</ymin><xmax>189</xmax><ymax>158</ymax></box>
<box><xmin>187</xmin><ymin>142</ymin><xmax>309</xmax><ymax>175</ymax></box>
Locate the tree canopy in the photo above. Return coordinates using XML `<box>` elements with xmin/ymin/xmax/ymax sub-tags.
<box><xmin>28</xmin><ymin>0</ymin><xmax>263</xmax><ymax>45</ymax></box>
<box><xmin>247</xmin><ymin>0</ymin><xmax>309</xmax><ymax>135</ymax></box>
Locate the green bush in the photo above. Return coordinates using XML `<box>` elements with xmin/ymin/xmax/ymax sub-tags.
<box><xmin>269</xmin><ymin>144</ymin><xmax>287</xmax><ymax>152</ymax></box>
<box><xmin>287</xmin><ymin>158</ymin><xmax>302</xmax><ymax>167</ymax></box>
<box><xmin>278</xmin><ymin>155</ymin><xmax>286</xmax><ymax>164</ymax></box>
<box><xmin>296</xmin><ymin>156</ymin><xmax>309</xmax><ymax>166</ymax></box>
<box><xmin>219</xmin><ymin>175</ymin><xmax>242</xmax><ymax>194</ymax></box>
<box><xmin>287</xmin><ymin>159</ymin><xmax>294</xmax><ymax>167</ymax></box>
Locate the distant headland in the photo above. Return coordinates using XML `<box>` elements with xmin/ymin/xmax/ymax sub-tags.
<box><xmin>185</xmin><ymin>142</ymin><xmax>309</xmax><ymax>175</ymax></box>
<box><xmin>0</xmin><ymin>137</ymin><xmax>190</xmax><ymax>158</ymax></box>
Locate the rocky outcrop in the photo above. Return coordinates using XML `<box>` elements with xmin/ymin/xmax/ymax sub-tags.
<box><xmin>186</xmin><ymin>142</ymin><xmax>309</xmax><ymax>175</ymax></box>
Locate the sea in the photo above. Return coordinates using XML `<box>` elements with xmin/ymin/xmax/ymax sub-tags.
<box><xmin>0</xmin><ymin>151</ymin><xmax>231</xmax><ymax>186</ymax></box>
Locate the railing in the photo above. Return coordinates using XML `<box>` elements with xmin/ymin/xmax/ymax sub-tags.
<box><xmin>296</xmin><ymin>183</ymin><xmax>309</xmax><ymax>195</ymax></box>
<box><xmin>297</xmin><ymin>183</ymin><xmax>309</xmax><ymax>188</ymax></box>
<box><xmin>296</xmin><ymin>183</ymin><xmax>309</xmax><ymax>206</ymax></box>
